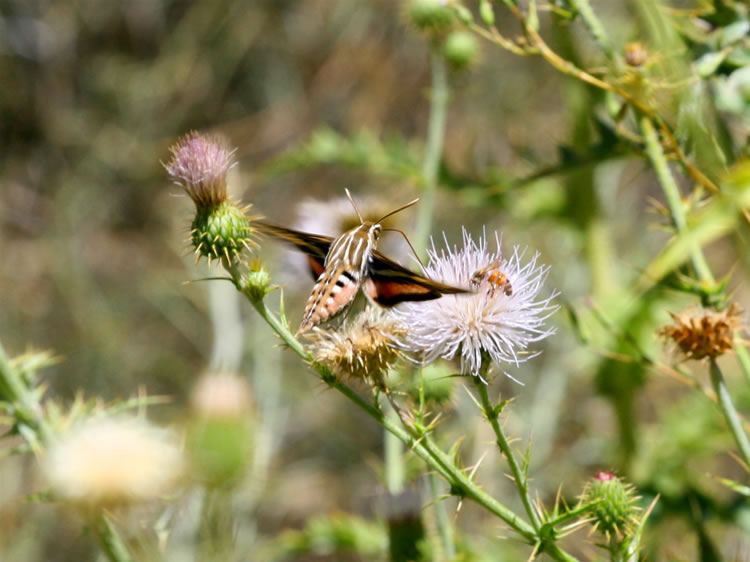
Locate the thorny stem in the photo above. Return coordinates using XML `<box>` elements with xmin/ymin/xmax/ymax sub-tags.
<box><xmin>472</xmin><ymin>362</ymin><xmax>541</xmax><ymax>531</ymax></box>
<box><xmin>640</xmin><ymin>116</ymin><xmax>715</xmax><ymax>285</ymax></box>
<box><xmin>226</xmin><ymin>269</ymin><xmax>576</xmax><ymax>551</ymax></box>
<box><xmin>385</xmin><ymin>402</ymin><xmax>405</xmax><ymax>494</ymax></box>
<box><xmin>709</xmin><ymin>359</ymin><xmax>750</xmax><ymax>470</ymax></box>
<box><xmin>568</xmin><ymin>0</ymin><xmax>613</xmax><ymax>59</ymax></box>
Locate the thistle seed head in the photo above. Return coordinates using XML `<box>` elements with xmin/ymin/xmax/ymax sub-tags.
<box><xmin>658</xmin><ymin>303</ymin><xmax>743</xmax><ymax>360</ymax></box>
<box><xmin>307</xmin><ymin>309</ymin><xmax>406</xmax><ymax>382</ymax></box>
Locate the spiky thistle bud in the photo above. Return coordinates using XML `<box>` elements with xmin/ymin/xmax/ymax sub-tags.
<box><xmin>579</xmin><ymin>471</ymin><xmax>640</xmax><ymax>539</ymax></box>
<box><xmin>658</xmin><ymin>303</ymin><xmax>743</xmax><ymax>360</ymax></box>
<box><xmin>307</xmin><ymin>309</ymin><xmax>406</xmax><ymax>383</ymax></box>
<box><xmin>240</xmin><ymin>259</ymin><xmax>272</xmax><ymax>300</ymax></box>
<box><xmin>165</xmin><ymin>131</ymin><xmax>257</xmax><ymax>265</ymax></box>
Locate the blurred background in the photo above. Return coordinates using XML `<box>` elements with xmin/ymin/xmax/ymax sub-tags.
<box><xmin>2</xmin><ymin>0</ymin><xmax>750</xmax><ymax>560</ymax></box>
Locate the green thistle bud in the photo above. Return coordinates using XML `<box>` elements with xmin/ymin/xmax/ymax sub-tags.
<box><xmin>242</xmin><ymin>260</ymin><xmax>272</xmax><ymax>300</ymax></box>
<box><xmin>442</xmin><ymin>31</ymin><xmax>480</xmax><ymax>69</ymax></box>
<box><xmin>407</xmin><ymin>0</ymin><xmax>455</xmax><ymax>36</ymax></box>
<box><xmin>191</xmin><ymin>200</ymin><xmax>256</xmax><ymax>265</ymax></box>
<box><xmin>579</xmin><ymin>471</ymin><xmax>640</xmax><ymax>538</ymax></box>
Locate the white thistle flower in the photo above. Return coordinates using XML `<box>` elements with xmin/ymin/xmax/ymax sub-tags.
<box><xmin>44</xmin><ymin>416</ymin><xmax>183</xmax><ymax>505</ymax></box>
<box><xmin>393</xmin><ymin>228</ymin><xmax>559</xmax><ymax>381</ymax></box>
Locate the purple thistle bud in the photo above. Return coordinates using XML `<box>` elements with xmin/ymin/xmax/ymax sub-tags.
<box><xmin>165</xmin><ymin>131</ymin><xmax>236</xmax><ymax>208</ymax></box>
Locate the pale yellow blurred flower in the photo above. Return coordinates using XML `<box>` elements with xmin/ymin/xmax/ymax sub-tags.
<box><xmin>44</xmin><ymin>416</ymin><xmax>183</xmax><ymax>505</ymax></box>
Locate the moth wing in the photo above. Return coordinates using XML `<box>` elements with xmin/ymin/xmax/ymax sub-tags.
<box><xmin>367</xmin><ymin>251</ymin><xmax>470</xmax><ymax>307</ymax></box>
<box><xmin>255</xmin><ymin>221</ymin><xmax>332</xmax><ymax>279</ymax></box>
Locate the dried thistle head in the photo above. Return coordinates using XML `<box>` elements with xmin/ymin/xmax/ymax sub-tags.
<box><xmin>658</xmin><ymin>303</ymin><xmax>744</xmax><ymax>360</ymax></box>
<box><xmin>307</xmin><ymin>309</ymin><xmax>406</xmax><ymax>382</ymax></box>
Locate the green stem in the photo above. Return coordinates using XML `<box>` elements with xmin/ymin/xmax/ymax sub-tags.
<box><xmin>735</xmin><ymin>342</ymin><xmax>750</xmax><ymax>388</ymax></box>
<box><xmin>417</xmin><ymin>428</ymin><xmax>537</xmax><ymax>542</ymax></box>
<box><xmin>568</xmin><ymin>0</ymin><xmax>613</xmax><ymax>59</ymax></box>
<box><xmin>239</xmin><ymin>286</ymin><xmax>538</xmax><ymax>540</ymax></box>
<box><xmin>709</xmin><ymin>359</ymin><xmax>750</xmax><ymax>469</ymax></box>
<box><xmin>92</xmin><ymin>514</ymin><xmax>133</xmax><ymax>562</ymax></box>
<box><xmin>198</xmin><ymin>488</ymin><xmax>233</xmax><ymax>558</ymax></box>
<box><xmin>640</xmin><ymin>116</ymin><xmax>715</xmax><ymax>285</ymax></box>
<box><xmin>473</xmin><ymin>373</ymin><xmax>541</xmax><ymax>530</ymax></box>
<box><xmin>427</xmin><ymin>472</ymin><xmax>455</xmax><ymax>560</ymax></box>
<box><xmin>385</xmin><ymin>407</ymin><xmax>405</xmax><ymax>494</ymax></box>
<box><xmin>230</xmin><ymin>268</ymin><xmax>581</xmax><ymax>558</ymax></box>
<box><xmin>414</xmin><ymin>50</ymin><xmax>449</xmax><ymax>255</ymax></box>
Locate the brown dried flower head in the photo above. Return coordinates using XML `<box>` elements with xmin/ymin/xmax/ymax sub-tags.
<box><xmin>165</xmin><ymin>131</ymin><xmax>236</xmax><ymax>208</ymax></box>
<box><xmin>658</xmin><ymin>303</ymin><xmax>744</xmax><ymax>360</ymax></box>
<box><xmin>307</xmin><ymin>309</ymin><xmax>406</xmax><ymax>381</ymax></box>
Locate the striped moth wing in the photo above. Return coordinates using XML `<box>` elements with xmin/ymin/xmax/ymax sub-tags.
<box><xmin>255</xmin><ymin>221</ymin><xmax>470</xmax><ymax>331</ymax></box>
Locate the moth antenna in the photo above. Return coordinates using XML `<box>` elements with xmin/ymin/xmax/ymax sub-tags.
<box><xmin>344</xmin><ymin>188</ymin><xmax>364</xmax><ymax>224</ymax></box>
<box><xmin>382</xmin><ymin>228</ymin><xmax>426</xmax><ymax>272</ymax></box>
<box><xmin>376</xmin><ymin>197</ymin><xmax>420</xmax><ymax>224</ymax></box>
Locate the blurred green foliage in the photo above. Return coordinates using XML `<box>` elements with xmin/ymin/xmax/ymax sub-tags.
<box><xmin>2</xmin><ymin>0</ymin><xmax>750</xmax><ymax>560</ymax></box>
